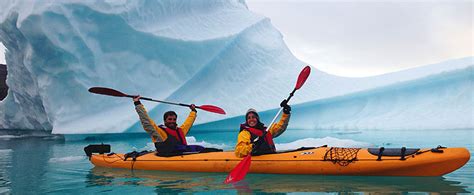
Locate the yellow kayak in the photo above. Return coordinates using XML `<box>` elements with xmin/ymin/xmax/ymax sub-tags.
<box><xmin>85</xmin><ymin>145</ymin><xmax>470</xmax><ymax>176</ymax></box>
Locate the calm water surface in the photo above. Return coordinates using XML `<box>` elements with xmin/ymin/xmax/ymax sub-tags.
<box><xmin>0</xmin><ymin>129</ymin><xmax>472</xmax><ymax>194</ymax></box>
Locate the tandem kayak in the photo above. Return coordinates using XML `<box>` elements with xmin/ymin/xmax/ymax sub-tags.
<box><xmin>84</xmin><ymin>145</ymin><xmax>470</xmax><ymax>176</ymax></box>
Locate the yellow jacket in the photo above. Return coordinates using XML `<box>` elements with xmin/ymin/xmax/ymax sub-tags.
<box><xmin>234</xmin><ymin>113</ymin><xmax>290</xmax><ymax>157</ymax></box>
<box><xmin>135</xmin><ymin>104</ymin><xmax>197</xmax><ymax>143</ymax></box>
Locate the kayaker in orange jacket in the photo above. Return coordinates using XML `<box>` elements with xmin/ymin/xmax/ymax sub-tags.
<box><xmin>133</xmin><ymin>96</ymin><xmax>198</xmax><ymax>154</ymax></box>
<box><xmin>234</xmin><ymin>100</ymin><xmax>291</xmax><ymax>157</ymax></box>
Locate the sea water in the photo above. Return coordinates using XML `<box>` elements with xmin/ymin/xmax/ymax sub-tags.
<box><xmin>0</xmin><ymin>128</ymin><xmax>472</xmax><ymax>194</ymax></box>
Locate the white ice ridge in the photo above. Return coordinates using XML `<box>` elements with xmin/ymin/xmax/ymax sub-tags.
<box><xmin>0</xmin><ymin>0</ymin><xmax>472</xmax><ymax>133</ymax></box>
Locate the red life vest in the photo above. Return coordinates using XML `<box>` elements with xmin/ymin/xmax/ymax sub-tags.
<box><xmin>159</xmin><ymin>125</ymin><xmax>187</xmax><ymax>145</ymax></box>
<box><xmin>240</xmin><ymin>124</ymin><xmax>276</xmax><ymax>153</ymax></box>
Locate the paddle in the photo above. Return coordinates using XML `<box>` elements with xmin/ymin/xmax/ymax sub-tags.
<box><xmin>224</xmin><ymin>65</ymin><xmax>311</xmax><ymax>184</ymax></box>
<box><xmin>88</xmin><ymin>87</ymin><xmax>226</xmax><ymax>115</ymax></box>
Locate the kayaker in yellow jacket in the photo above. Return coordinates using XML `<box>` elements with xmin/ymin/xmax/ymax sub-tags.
<box><xmin>133</xmin><ymin>96</ymin><xmax>199</xmax><ymax>154</ymax></box>
<box><xmin>234</xmin><ymin>100</ymin><xmax>291</xmax><ymax>157</ymax></box>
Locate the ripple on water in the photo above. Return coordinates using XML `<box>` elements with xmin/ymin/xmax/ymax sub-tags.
<box><xmin>0</xmin><ymin>149</ymin><xmax>12</xmax><ymax>194</ymax></box>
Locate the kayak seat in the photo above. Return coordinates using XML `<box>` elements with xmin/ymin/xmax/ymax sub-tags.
<box><xmin>368</xmin><ymin>147</ymin><xmax>420</xmax><ymax>161</ymax></box>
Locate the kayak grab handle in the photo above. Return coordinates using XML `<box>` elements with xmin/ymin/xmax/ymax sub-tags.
<box><xmin>84</xmin><ymin>144</ymin><xmax>111</xmax><ymax>158</ymax></box>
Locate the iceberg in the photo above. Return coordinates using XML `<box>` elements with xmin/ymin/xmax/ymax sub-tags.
<box><xmin>0</xmin><ymin>0</ymin><xmax>472</xmax><ymax>133</ymax></box>
<box><xmin>197</xmin><ymin>64</ymin><xmax>473</xmax><ymax>130</ymax></box>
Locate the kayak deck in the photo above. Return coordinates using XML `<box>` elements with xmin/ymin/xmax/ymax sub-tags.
<box><xmin>88</xmin><ymin>146</ymin><xmax>470</xmax><ymax>176</ymax></box>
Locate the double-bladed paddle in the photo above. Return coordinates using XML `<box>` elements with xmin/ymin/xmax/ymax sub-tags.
<box><xmin>224</xmin><ymin>65</ymin><xmax>311</xmax><ymax>184</ymax></box>
<box><xmin>88</xmin><ymin>87</ymin><xmax>226</xmax><ymax>115</ymax></box>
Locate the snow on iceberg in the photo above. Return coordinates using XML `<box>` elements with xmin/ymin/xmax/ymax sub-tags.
<box><xmin>0</xmin><ymin>0</ymin><xmax>472</xmax><ymax>133</ymax></box>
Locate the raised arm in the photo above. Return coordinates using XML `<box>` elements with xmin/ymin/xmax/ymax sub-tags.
<box><xmin>179</xmin><ymin>104</ymin><xmax>197</xmax><ymax>135</ymax></box>
<box><xmin>134</xmin><ymin>96</ymin><xmax>167</xmax><ymax>142</ymax></box>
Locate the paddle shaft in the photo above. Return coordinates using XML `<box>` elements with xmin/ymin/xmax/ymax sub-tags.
<box><xmin>130</xmin><ymin>95</ymin><xmax>197</xmax><ymax>108</ymax></box>
<box><xmin>265</xmin><ymin>88</ymin><xmax>297</xmax><ymax>130</ymax></box>
<box><xmin>88</xmin><ymin>87</ymin><xmax>225</xmax><ymax>114</ymax></box>
<box><xmin>263</xmin><ymin>65</ymin><xmax>310</xmax><ymax>135</ymax></box>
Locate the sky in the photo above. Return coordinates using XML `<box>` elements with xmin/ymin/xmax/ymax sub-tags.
<box><xmin>246</xmin><ymin>0</ymin><xmax>473</xmax><ymax>77</ymax></box>
<box><xmin>0</xmin><ymin>1</ymin><xmax>472</xmax><ymax>76</ymax></box>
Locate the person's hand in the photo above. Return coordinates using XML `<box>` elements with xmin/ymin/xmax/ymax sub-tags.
<box><xmin>133</xmin><ymin>95</ymin><xmax>141</xmax><ymax>102</ymax></box>
<box><xmin>189</xmin><ymin>104</ymin><xmax>197</xmax><ymax>112</ymax></box>
<box><xmin>280</xmin><ymin>99</ymin><xmax>291</xmax><ymax>114</ymax></box>
<box><xmin>252</xmin><ymin>136</ymin><xmax>260</xmax><ymax>143</ymax></box>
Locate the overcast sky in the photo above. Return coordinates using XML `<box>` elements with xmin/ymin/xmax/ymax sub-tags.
<box><xmin>246</xmin><ymin>0</ymin><xmax>473</xmax><ymax>77</ymax></box>
<box><xmin>1</xmin><ymin>1</ymin><xmax>472</xmax><ymax>76</ymax></box>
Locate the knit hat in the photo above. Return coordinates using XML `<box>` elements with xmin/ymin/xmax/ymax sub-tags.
<box><xmin>244</xmin><ymin>108</ymin><xmax>265</xmax><ymax>129</ymax></box>
<box><xmin>246</xmin><ymin>108</ymin><xmax>258</xmax><ymax>116</ymax></box>
<box><xmin>245</xmin><ymin>108</ymin><xmax>260</xmax><ymax>121</ymax></box>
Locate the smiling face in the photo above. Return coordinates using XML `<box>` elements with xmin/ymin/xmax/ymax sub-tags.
<box><xmin>165</xmin><ymin>115</ymin><xmax>177</xmax><ymax>129</ymax></box>
<box><xmin>246</xmin><ymin>112</ymin><xmax>259</xmax><ymax>127</ymax></box>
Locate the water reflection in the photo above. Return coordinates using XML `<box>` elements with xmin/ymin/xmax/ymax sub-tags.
<box><xmin>87</xmin><ymin>168</ymin><xmax>226</xmax><ymax>193</ymax></box>
<box><xmin>0</xmin><ymin>135</ymin><xmax>64</xmax><ymax>194</ymax></box>
<box><xmin>87</xmin><ymin>167</ymin><xmax>469</xmax><ymax>194</ymax></box>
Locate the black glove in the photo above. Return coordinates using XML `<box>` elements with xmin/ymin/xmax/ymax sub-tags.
<box><xmin>189</xmin><ymin>104</ymin><xmax>197</xmax><ymax>112</ymax></box>
<box><xmin>280</xmin><ymin>99</ymin><xmax>291</xmax><ymax>114</ymax></box>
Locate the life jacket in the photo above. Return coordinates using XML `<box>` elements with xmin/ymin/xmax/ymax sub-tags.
<box><xmin>154</xmin><ymin>125</ymin><xmax>222</xmax><ymax>157</ymax></box>
<box><xmin>240</xmin><ymin>123</ymin><xmax>276</xmax><ymax>154</ymax></box>
<box><xmin>154</xmin><ymin>125</ymin><xmax>188</xmax><ymax>156</ymax></box>
<box><xmin>158</xmin><ymin>125</ymin><xmax>187</xmax><ymax>145</ymax></box>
